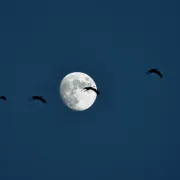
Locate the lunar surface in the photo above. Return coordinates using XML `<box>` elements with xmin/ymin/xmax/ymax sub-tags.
<box><xmin>60</xmin><ymin>72</ymin><xmax>97</xmax><ymax>111</ymax></box>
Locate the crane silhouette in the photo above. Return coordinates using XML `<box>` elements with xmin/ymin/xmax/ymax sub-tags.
<box><xmin>82</xmin><ymin>86</ymin><xmax>100</xmax><ymax>95</ymax></box>
<box><xmin>0</xmin><ymin>96</ymin><xmax>7</xmax><ymax>101</ymax></box>
<box><xmin>146</xmin><ymin>68</ymin><xmax>163</xmax><ymax>78</ymax></box>
<box><xmin>28</xmin><ymin>96</ymin><xmax>47</xmax><ymax>103</ymax></box>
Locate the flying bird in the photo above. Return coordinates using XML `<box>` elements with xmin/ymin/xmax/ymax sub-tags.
<box><xmin>0</xmin><ymin>96</ymin><xmax>7</xmax><ymax>101</ymax></box>
<box><xmin>82</xmin><ymin>86</ymin><xmax>100</xmax><ymax>95</ymax></box>
<box><xmin>28</xmin><ymin>96</ymin><xmax>47</xmax><ymax>103</ymax></box>
<box><xmin>146</xmin><ymin>68</ymin><xmax>163</xmax><ymax>78</ymax></box>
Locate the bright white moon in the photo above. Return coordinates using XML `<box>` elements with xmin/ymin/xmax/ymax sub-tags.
<box><xmin>60</xmin><ymin>72</ymin><xmax>97</xmax><ymax>111</ymax></box>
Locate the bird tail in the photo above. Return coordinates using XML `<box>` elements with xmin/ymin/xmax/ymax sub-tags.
<box><xmin>28</xmin><ymin>98</ymin><xmax>32</xmax><ymax>101</ymax></box>
<box><xmin>146</xmin><ymin>71</ymin><xmax>151</xmax><ymax>75</ymax></box>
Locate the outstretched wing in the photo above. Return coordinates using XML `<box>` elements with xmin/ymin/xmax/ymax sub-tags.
<box><xmin>29</xmin><ymin>96</ymin><xmax>47</xmax><ymax>103</ymax></box>
<box><xmin>146</xmin><ymin>68</ymin><xmax>163</xmax><ymax>78</ymax></box>
<box><xmin>156</xmin><ymin>70</ymin><xmax>163</xmax><ymax>78</ymax></box>
<box><xmin>38</xmin><ymin>97</ymin><xmax>47</xmax><ymax>103</ymax></box>
<box><xmin>0</xmin><ymin>96</ymin><xmax>7</xmax><ymax>100</ymax></box>
<box><xmin>90</xmin><ymin>87</ymin><xmax>100</xmax><ymax>95</ymax></box>
<box><xmin>82</xmin><ymin>87</ymin><xmax>100</xmax><ymax>95</ymax></box>
<box><xmin>82</xmin><ymin>87</ymin><xmax>90</xmax><ymax>92</ymax></box>
<box><xmin>95</xmin><ymin>90</ymin><xmax>100</xmax><ymax>95</ymax></box>
<box><xmin>40</xmin><ymin>98</ymin><xmax>46</xmax><ymax>103</ymax></box>
<box><xmin>83</xmin><ymin>87</ymin><xmax>89</xmax><ymax>90</ymax></box>
<box><xmin>146</xmin><ymin>69</ymin><xmax>153</xmax><ymax>75</ymax></box>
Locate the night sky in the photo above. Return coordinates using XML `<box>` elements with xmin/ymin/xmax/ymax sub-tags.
<box><xmin>0</xmin><ymin>0</ymin><xmax>180</xmax><ymax>179</ymax></box>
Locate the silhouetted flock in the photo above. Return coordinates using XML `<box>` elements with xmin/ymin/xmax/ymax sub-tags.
<box><xmin>0</xmin><ymin>68</ymin><xmax>163</xmax><ymax>103</ymax></box>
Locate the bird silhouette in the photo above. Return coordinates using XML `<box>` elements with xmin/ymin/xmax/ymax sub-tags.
<box><xmin>0</xmin><ymin>96</ymin><xmax>7</xmax><ymax>101</ymax></box>
<box><xmin>146</xmin><ymin>68</ymin><xmax>163</xmax><ymax>78</ymax></box>
<box><xmin>82</xmin><ymin>86</ymin><xmax>100</xmax><ymax>95</ymax></box>
<box><xmin>28</xmin><ymin>96</ymin><xmax>47</xmax><ymax>103</ymax></box>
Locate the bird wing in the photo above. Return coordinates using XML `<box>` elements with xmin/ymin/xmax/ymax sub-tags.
<box><xmin>146</xmin><ymin>69</ymin><xmax>152</xmax><ymax>74</ymax></box>
<box><xmin>39</xmin><ymin>97</ymin><xmax>46</xmax><ymax>103</ymax></box>
<box><xmin>83</xmin><ymin>87</ymin><xmax>91</xmax><ymax>92</ymax></box>
<box><xmin>83</xmin><ymin>87</ymin><xmax>89</xmax><ymax>90</ymax></box>
<box><xmin>83</xmin><ymin>87</ymin><xmax>99</xmax><ymax>95</ymax></box>
<box><xmin>95</xmin><ymin>90</ymin><xmax>100</xmax><ymax>94</ymax></box>
<box><xmin>42</xmin><ymin>99</ymin><xmax>46</xmax><ymax>103</ymax></box>
<box><xmin>29</xmin><ymin>96</ymin><xmax>46</xmax><ymax>103</ymax></box>
<box><xmin>90</xmin><ymin>87</ymin><xmax>99</xmax><ymax>95</ymax></box>
<box><xmin>0</xmin><ymin>96</ymin><xmax>7</xmax><ymax>100</ymax></box>
<box><xmin>156</xmin><ymin>70</ymin><xmax>163</xmax><ymax>77</ymax></box>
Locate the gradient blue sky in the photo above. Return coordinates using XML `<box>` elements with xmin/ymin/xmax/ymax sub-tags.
<box><xmin>0</xmin><ymin>0</ymin><xmax>180</xmax><ymax>179</ymax></box>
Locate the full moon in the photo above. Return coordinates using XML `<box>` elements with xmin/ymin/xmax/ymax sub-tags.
<box><xmin>60</xmin><ymin>72</ymin><xmax>97</xmax><ymax>111</ymax></box>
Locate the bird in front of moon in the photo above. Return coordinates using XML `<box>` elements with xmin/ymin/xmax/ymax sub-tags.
<box><xmin>60</xmin><ymin>72</ymin><xmax>98</xmax><ymax>111</ymax></box>
<box><xmin>82</xmin><ymin>86</ymin><xmax>100</xmax><ymax>95</ymax></box>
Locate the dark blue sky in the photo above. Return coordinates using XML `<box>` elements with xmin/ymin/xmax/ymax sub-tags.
<box><xmin>0</xmin><ymin>0</ymin><xmax>180</xmax><ymax>179</ymax></box>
